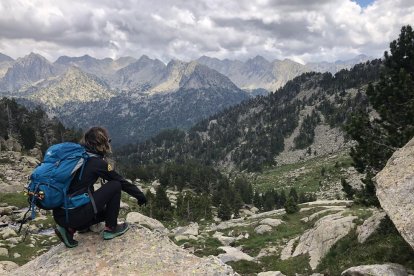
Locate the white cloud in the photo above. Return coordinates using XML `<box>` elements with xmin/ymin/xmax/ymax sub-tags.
<box><xmin>0</xmin><ymin>0</ymin><xmax>412</xmax><ymax>62</ymax></box>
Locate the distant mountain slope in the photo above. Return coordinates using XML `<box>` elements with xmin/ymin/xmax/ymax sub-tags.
<box><xmin>56</xmin><ymin>84</ymin><xmax>248</xmax><ymax>145</ymax></box>
<box><xmin>0</xmin><ymin>53</ymin><xmax>56</xmax><ymax>92</ymax></box>
<box><xmin>109</xmin><ymin>55</ymin><xmax>166</xmax><ymax>92</ymax></box>
<box><xmin>197</xmin><ymin>55</ymin><xmax>372</xmax><ymax>92</ymax></box>
<box><xmin>118</xmin><ymin>59</ymin><xmax>382</xmax><ymax>171</ymax></box>
<box><xmin>54</xmin><ymin>54</ymin><xmax>136</xmax><ymax>79</ymax></box>
<box><xmin>0</xmin><ymin>97</ymin><xmax>81</xmax><ymax>151</ymax></box>
<box><xmin>0</xmin><ymin>53</ymin><xmax>14</xmax><ymax>78</ymax></box>
<box><xmin>28</xmin><ymin>67</ymin><xmax>115</xmax><ymax>108</ymax></box>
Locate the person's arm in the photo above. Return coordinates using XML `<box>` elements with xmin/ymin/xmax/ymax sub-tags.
<box><xmin>95</xmin><ymin>158</ymin><xmax>147</xmax><ymax>205</ymax></box>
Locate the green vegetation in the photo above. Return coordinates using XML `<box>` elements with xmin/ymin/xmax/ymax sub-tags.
<box><xmin>318</xmin><ymin>221</ymin><xmax>414</xmax><ymax>275</ymax></box>
<box><xmin>0</xmin><ymin>97</ymin><xmax>82</xmax><ymax>152</ymax></box>
<box><xmin>0</xmin><ymin>235</ymin><xmax>59</xmax><ymax>266</ymax></box>
<box><xmin>117</xmin><ymin>59</ymin><xmax>381</xmax><ymax>172</ymax></box>
<box><xmin>346</xmin><ymin>25</ymin><xmax>414</xmax><ymax>206</ymax></box>
<box><xmin>0</xmin><ymin>192</ymin><xmax>28</xmax><ymax>208</ymax></box>
<box><xmin>254</xmin><ymin>151</ymin><xmax>353</xmax><ymax>194</ymax></box>
<box><xmin>176</xmin><ymin>237</ymin><xmax>226</xmax><ymax>258</ymax></box>
<box><xmin>260</xmin><ymin>255</ymin><xmax>312</xmax><ymax>276</ymax></box>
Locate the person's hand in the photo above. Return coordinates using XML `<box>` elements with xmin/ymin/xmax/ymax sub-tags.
<box><xmin>137</xmin><ymin>194</ymin><xmax>147</xmax><ymax>206</ymax></box>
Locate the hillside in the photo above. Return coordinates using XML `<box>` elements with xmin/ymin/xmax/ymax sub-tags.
<box><xmin>118</xmin><ymin>59</ymin><xmax>382</xmax><ymax>171</ymax></box>
<box><xmin>0</xmin><ymin>98</ymin><xmax>81</xmax><ymax>152</ymax></box>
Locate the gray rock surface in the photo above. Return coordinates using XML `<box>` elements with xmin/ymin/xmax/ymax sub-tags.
<box><xmin>125</xmin><ymin>212</ymin><xmax>167</xmax><ymax>232</ymax></box>
<box><xmin>254</xmin><ymin>224</ymin><xmax>273</xmax><ymax>234</ymax></box>
<box><xmin>288</xmin><ymin>213</ymin><xmax>357</xmax><ymax>269</ymax></box>
<box><xmin>356</xmin><ymin>210</ymin><xmax>386</xmax><ymax>243</ymax></box>
<box><xmin>0</xmin><ymin>261</ymin><xmax>19</xmax><ymax>274</ymax></box>
<box><xmin>0</xmin><ymin>151</ymin><xmax>39</xmax><ymax>193</ymax></box>
<box><xmin>375</xmin><ymin>137</ymin><xmax>414</xmax><ymax>250</ymax></box>
<box><xmin>173</xmin><ymin>222</ymin><xmax>199</xmax><ymax>237</ymax></box>
<box><xmin>260</xmin><ymin>218</ymin><xmax>283</xmax><ymax>227</ymax></box>
<box><xmin>13</xmin><ymin>226</ymin><xmax>237</xmax><ymax>276</ymax></box>
<box><xmin>0</xmin><ymin>247</ymin><xmax>8</xmax><ymax>256</ymax></box>
<box><xmin>257</xmin><ymin>271</ymin><xmax>286</xmax><ymax>276</ymax></box>
<box><xmin>341</xmin><ymin>263</ymin><xmax>411</xmax><ymax>276</ymax></box>
<box><xmin>218</xmin><ymin>246</ymin><xmax>254</xmax><ymax>263</ymax></box>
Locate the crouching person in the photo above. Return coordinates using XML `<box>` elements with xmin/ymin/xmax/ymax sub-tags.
<box><xmin>53</xmin><ymin>126</ymin><xmax>147</xmax><ymax>248</ymax></box>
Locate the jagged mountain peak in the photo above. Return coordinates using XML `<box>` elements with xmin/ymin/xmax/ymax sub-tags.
<box><xmin>17</xmin><ymin>52</ymin><xmax>51</xmax><ymax>66</ymax></box>
<box><xmin>0</xmin><ymin>53</ymin><xmax>14</xmax><ymax>63</ymax></box>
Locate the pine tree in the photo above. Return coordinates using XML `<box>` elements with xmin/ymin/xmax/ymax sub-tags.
<box><xmin>346</xmin><ymin>25</ymin><xmax>414</xmax><ymax>206</ymax></box>
<box><xmin>218</xmin><ymin>199</ymin><xmax>232</xmax><ymax>221</ymax></box>
<box><xmin>284</xmin><ymin>196</ymin><xmax>299</xmax><ymax>214</ymax></box>
<box><xmin>341</xmin><ymin>178</ymin><xmax>355</xmax><ymax>200</ymax></box>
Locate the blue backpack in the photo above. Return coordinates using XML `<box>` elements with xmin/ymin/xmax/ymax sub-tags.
<box><xmin>26</xmin><ymin>142</ymin><xmax>93</xmax><ymax>221</ymax></box>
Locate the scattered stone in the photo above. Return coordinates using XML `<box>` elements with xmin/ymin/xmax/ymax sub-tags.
<box><xmin>260</xmin><ymin>218</ymin><xmax>283</xmax><ymax>227</ymax></box>
<box><xmin>258</xmin><ymin>271</ymin><xmax>286</xmax><ymax>276</ymax></box>
<box><xmin>255</xmin><ymin>224</ymin><xmax>273</xmax><ymax>234</ymax></box>
<box><xmin>173</xmin><ymin>222</ymin><xmax>199</xmax><ymax>237</ymax></box>
<box><xmin>218</xmin><ymin>246</ymin><xmax>254</xmax><ymax>263</ymax></box>
<box><xmin>341</xmin><ymin>263</ymin><xmax>411</xmax><ymax>276</ymax></box>
<box><xmin>0</xmin><ymin>261</ymin><xmax>19</xmax><ymax>274</ymax></box>
<box><xmin>125</xmin><ymin>212</ymin><xmax>166</xmax><ymax>232</ymax></box>
<box><xmin>0</xmin><ymin>247</ymin><xmax>8</xmax><ymax>256</ymax></box>
<box><xmin>213</xmin><ymin>232</ymin><xmax>236</xmax><ymax>246</ymax></box>
<box><xmin>1</xmin><ymin>227</ymin><xmax>17</xmax><ymax>239</ymax></box>
<box><xmin>375</xmin><ymin>137</ymin><xmax>414</xmax><ymax>250</ymax></box>
<box><xmin>0</xmin><ymin>207</ymin><xmax>13</xmax><ymax>216</ymax></box>
<box><xmin>120</xmin><ymin>201</ymin><xmax>129</xmax><ymax>209</ymax></box>
<box><xmin>288</xmin><ymin>213</ymin><xmax>357</xmax><ymax>269</ymax></box>
<box><xmin>357</xmin><ymin>210</ymin><xmax>386</xmax><ymax>243</ymax></box>
<box><xmin>13</xmin><ymin>253</ymin><xmax>21</xmax><ymax>258</ymax></box>
<box><xmin>6</xmin><ymin>237</ymin><xmax>20</xmax><ymax>245</ymax></box>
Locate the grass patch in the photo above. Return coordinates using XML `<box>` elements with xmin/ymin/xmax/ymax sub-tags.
<box><xmin>0</xmin><ymin>235</ymin><xmax>59</xmax><ymax>266</ymax></box>
<box><xmin>317</xmin><ymin>221</ymin><xmax>414</xmax><ymax>276</ymax></box>
<box><xmin>0</xmin><ymin>157</ymin><xmax>12</xmax><ymax>164</ymax></box>
<box><xmin>260</xmin><ymin>254</ymin><xmax>312</xmax><ymax>276</ymax></box>
<box><xmin>254</xmin><ymin>151</ymin><xmax>353</xmax><ymax>195</ymax></box>
<box><xmin>175</xmin><ymin>237</ymin><xmax>225</xmax><ymax>257</ymax></box>
<box><xmin>0</xmin><ymin>192</ymin><xmax>29</xmax><ymax>208</ymax></box>
<box><xmin>227</xmin><ymin>260</ymin><xmax>262</xmax><ymax>275</ymax></box>
<box><xmin>235</xmin><ymin>212</ymin><xmax>311</xmax><ymax>257</ymax></box>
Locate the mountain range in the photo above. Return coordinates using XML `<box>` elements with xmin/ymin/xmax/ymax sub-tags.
<box><xmin>0</xmin><ymin>52</ymin><xmax>372</xmax><ymax>144</ymax></box>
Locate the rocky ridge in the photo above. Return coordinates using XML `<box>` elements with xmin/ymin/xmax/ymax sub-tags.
<box><xmin>375</xmin><ymin>137</ymin><xmax>414</xmax><ymax>250</ymax></box>
<box><xmin>12</xmin><ymin>224</ymin><xmax>236</xmax><ymax>276</ymax></box>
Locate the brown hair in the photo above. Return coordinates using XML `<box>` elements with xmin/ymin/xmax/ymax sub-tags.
<box><xmin>80</xmin><ymin>126</ymin><xmax>112</xmax><ymax>155</ymax></box>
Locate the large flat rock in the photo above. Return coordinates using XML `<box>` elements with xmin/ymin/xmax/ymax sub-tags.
<box><xmin>375</xmin><ymin>137</ymin><xmax>414</xmax><ymax>250</ymax></box>
<box><xmin>13</xmin><ymin>226</ymin><xmax>236</xmax><ymax>276</ymax></box>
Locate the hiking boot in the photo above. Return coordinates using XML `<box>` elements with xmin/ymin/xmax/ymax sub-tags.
<box><xmin>103</xmin><ymin>223</ymin><xmax>129</xmax><ymax>240</ymax></box>
<box><xmin>55</xmin><ymin>225</ymin><xmax>78</xmax><ymax>248</ymax></box>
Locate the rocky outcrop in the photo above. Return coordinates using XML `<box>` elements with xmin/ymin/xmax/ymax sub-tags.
<box><xmin>284</xmin><ymin>213</ymin><xmax>357</xmax><ymax>270</ymax></box>
<box><xmin>375</xmin><ymin>137</ymin><xmax>414</xmax><ymax>250</ymax></box>
<box><xmin>13</xmin><ymin>225</ymin><xmax>236</xmax><ymax>275</ymax></box>
<box><xmin>0</xmin><ymin>261</ymin><xmax>19</xmax><ymax>274</ymax></box>
<box><xmin>341</xmin><ymin>263</ymin><xmax>413</xmax><ymax>276</ymax></box>
<box><xmin>356</xmin><ymin>210</ymin><xmax>386</xmax><ymax>243</ymax></box>
<box><xmin>218</xmin><ymin>246</ymin><xmax>254</xmax><ymax>263</ymax></box>
<box><xmin>125</xmin><ymin>212</ymin><xmax>167</xmax><ymax>233</ymax></box>
<box><xmin>0</xmin><ymin>151</ymin><xmax>40</xmax><ymax>193</ymax></box>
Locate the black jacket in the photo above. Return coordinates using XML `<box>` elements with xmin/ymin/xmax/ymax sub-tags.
<box><xmin>69</xmin><ymin>152</ymin><xmax>146</xmax><ymax>205</ymax></box>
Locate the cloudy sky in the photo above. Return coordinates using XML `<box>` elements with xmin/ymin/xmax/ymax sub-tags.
<box><xmin>0</xmin><ymin>0</ymin><xmax>413</xmax><ymax>63</ymax></box>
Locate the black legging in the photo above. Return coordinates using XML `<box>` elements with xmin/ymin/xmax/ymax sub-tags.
<box><xmin>53</xmin><ymin>180</ymin><xmax>121</xmax><ymax>229</ymax></box>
